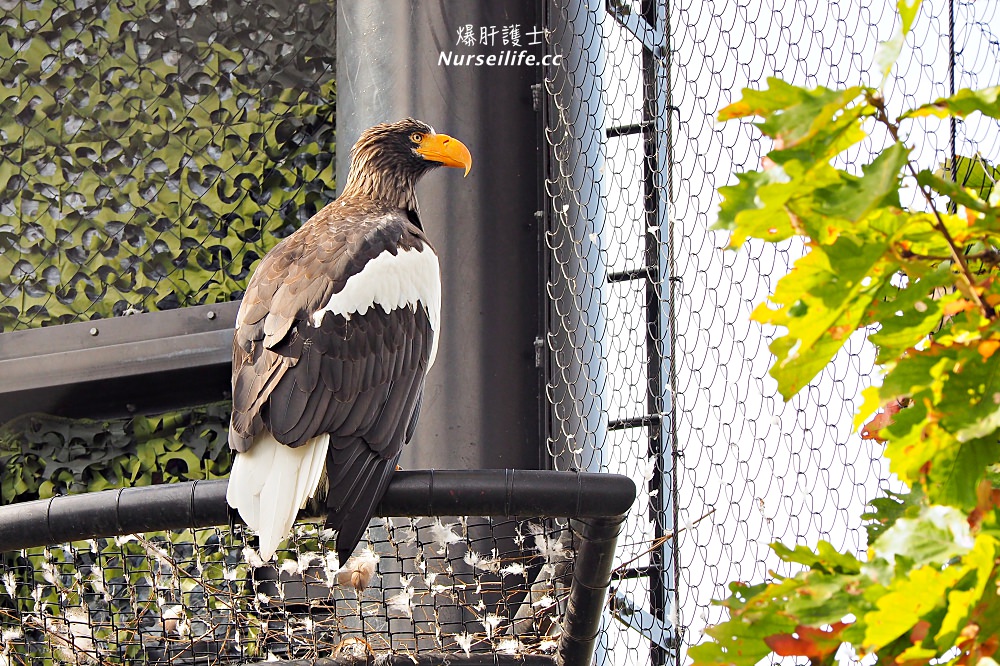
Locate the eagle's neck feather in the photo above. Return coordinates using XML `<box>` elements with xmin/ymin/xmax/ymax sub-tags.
<box><xmin>339</xmin><ymin>152</ymin><xmax>422</xmax><ymax>211</ymax></box>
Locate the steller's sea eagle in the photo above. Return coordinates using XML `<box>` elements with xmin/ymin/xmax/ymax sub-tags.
<box><xmin>226</xmin><ymin>118</ymin><xmax>472</xmax><ymax>564</ymax></box>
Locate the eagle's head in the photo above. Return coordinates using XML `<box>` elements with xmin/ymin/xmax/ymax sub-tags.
<box><xmin>342</xmin><ymin>118</ymin><xmax>473</xmax><ymax>209</ymax></box>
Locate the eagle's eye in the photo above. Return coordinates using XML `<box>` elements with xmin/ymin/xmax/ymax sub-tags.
<box><xmin>410</xmin><ymin>132</ymin><xmax>424</xmax><ymax>144</ymax></box>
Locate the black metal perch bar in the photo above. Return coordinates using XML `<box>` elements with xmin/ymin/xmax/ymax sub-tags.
<box><xmin>252</xmin><ymin>656</ymin><xmax>557</xmax><ymax>666</ymax></box>
<box><xmin>0</xmin><ymin>470</ymin><xmax>635</xmax><ymax>666</ymax></box>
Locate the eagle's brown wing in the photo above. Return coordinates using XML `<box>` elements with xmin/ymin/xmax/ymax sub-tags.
<box><xmin>228</xmin><ymin>201</ymin><xmax>436</xmax><ymax>562</ymax></box>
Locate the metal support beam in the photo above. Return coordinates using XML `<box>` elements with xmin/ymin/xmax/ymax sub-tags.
<box><xmin>0</xmin><ymin>301</ymin><xmax>238</xmax><ymax>423</ymax></box>
<box><xmin>642</xmin><ymin>0</ymin><xmax>679</xmax><ymax>660</ymax></box>
<box><xmin>337</xmin><ymin>0</ymin><xmax>543</xmax><ymax>472</ymax></box>
<box><xmin>558</xmin><ymin>516</ymin><xmax>625</xmax><ymax>665</ymax></box>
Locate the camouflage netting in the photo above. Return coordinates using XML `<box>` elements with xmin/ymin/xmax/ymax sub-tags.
<box><xmin>0</xmin><ymin>405</ymin><xmax>233</xmax><ymax>504</ymax></box>
<box><xmin>0</xmin><ymin>0</ymin><xmax>336</xmax><ymax>332</ymax></box>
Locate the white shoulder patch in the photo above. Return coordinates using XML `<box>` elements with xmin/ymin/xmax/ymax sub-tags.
<box><xmin>311</xmin><ymin>246</ymin><xmax>441</xmax><ymax>366</ymax></box>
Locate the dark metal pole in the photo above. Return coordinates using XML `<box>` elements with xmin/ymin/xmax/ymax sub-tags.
<box><xmin>337</xmin><ymin>0</ymin><xmax>543</xmax><ymax>472</ymax></box>
<box><xmin>557</xmin><ymin>516</ymin><xmax>625</xmax><ymax>666</ymax></box>
<box><xmin>244</xmin><ymin>656</ymin><xmax>557</xmax><ymax>666</ymax></box>
<box><xmin>0</xmin><ymin>471</ymin><xmax>635</xmax><ymax>552</ymax></box>
<box><xmin>659</xmin><ymin>0</ymin><xmax>682</xmax><ymax>661</ymax></box>
<box><xmin>643</xmin><ymin>2</ymin><xmax>677</xmax><ymax>664</ymax></box>
<box><xmin>947</xmin><ymin>0</ymin><xmax>957</xmax><ymax>214</ymax></box>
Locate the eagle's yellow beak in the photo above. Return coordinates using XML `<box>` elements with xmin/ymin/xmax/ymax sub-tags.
<box><xmin>416</xmin><ymin>133</ymin><xmax>473</xmax><ymax>176</ymax></box>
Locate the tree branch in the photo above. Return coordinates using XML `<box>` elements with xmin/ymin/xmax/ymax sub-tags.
<box><xmin>896</xmin><ymin>248</ymin><xmax>1000</xmax><ymax>265</ymax></box>
<box><xmin>869</xmin><ymin>92</ymin><xmax>995</xmax><ymax>318</ymax></box>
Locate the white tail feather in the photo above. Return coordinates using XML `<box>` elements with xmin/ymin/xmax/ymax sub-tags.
<box><xmin>227</xmin><ymin>432</ymin><xmax>330</xmax><ymax>561</ymax></box>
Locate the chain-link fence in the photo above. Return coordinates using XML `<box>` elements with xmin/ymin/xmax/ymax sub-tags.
<box><xmin>2</xmin><ymin>0</ymin><xmax>1000</xmax><ymax>665</ymax></box>
<box><xmin>0</xmin><ymin>513</ymin><xmax>586</xmax><ymax>662</ymax></box>
<box><xmin>671</xmin><ymin>0</ymin><xmax>998</xmax><ymax>660</ymax></box>
<box><xmin>540</xmin><ymin>0</ymin><xmax>1000</xmax><ymax>665</ymax></box>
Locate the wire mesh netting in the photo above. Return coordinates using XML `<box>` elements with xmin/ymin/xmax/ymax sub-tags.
<box><xmin>0</xmin><ymin>0</ymin><xmax>335</xmax><ymax>332</ymax></box>
<box><xmin>542</xmin><ymin>2</ymin><xmax>674</xmax><ymax>664</ymax></box>
<box><xmin>0</xmin><ymin>518</ymin><xmax>578</xmax><ymax>663</ymax></box>
<box><xmin>540</xmin><ymin>0</ymin><xmax>1000</xmax><ymax>664</ymax></box>
<box><xmin>669</xmin><ymin>0</ymin><xmax>999</xmax><ymax>658</ymax></box>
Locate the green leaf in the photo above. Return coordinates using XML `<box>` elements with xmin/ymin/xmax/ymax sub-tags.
<box><xmin>772</xmin><ymin>541</ymin><xmax>862</xmax><ymax>575</ymax></box>
<box><xmin>768</xmin><ymin>108</ymin><xmax>870</xmax><ymax>172</ymax></box>
<box><xmin>950</xmin><ymin>154</ymin><xmax>1000</xmax><ymax>203</ymax></box>
<box><xmin>863</xmin><ymin>563</ymin><xmax>961</xmax><ymax>648</ymax></box>
<box><xmin>954</xmin><ymin>412</ymin><xmax>1000</xmax><ymax>444</ymax></box>
<box><xmin>814</xmin><ymin>142</ymin><xmax>908</xmax><ymax>222</ymax></box>
<box><xmin>917</xmin><ymin>166</ymin><xmax>989</xmax><ymax>214</ymax></box>
<box><xmin>766</xmin><ymin>329</ymin><xmax>850</xmax><ymax>400</ymax></box>
<box><xmin>940</xmin><ymin>346</ymin><xmax>1000</xmax><ymax>441</ymax></box>
<box><xmin>688</xmin><ymin>635</ymin><xmax>772</xmax><ymax>666</ymax></box>
<box><xmin>691</xmin><ymin>581</ymin><xmax>799</xmax><ymax>666</ymax></box>
<box><xmin>693</xmin><ymin>563</ymin><xmax>879</xmax><ymax>666</ymax></box>
<box><xmin>879</xmin><ymin>346</ymin><xmax>999</xmax><ymax>511</ymax></box>
<box><xmin>719</xmin><ymin>79</ymin><xmax>869</xmax><ymax>146</ymax></box>
<box><xmin>753</xmin><ymin>217</ymin><xmax>900</xmax><ymax>398</ymax></box>
<box><xmin>880</xmin><ymin>344</ymin><xmax>953</xmax><ymax>405</ymax></box>
<box><xmin>714</xmin><ymin>166</ymin><xmax>794</xmax><ymax>246</ymax></box>
<box><xmin>935</xmin><ymin>535</ymin><xmax>997</xmax><ymax>645</ymax></box>
<box><xmin>875</xmin><ymin>0</ymin><xmax>923</xmax><ymax>85</ymax></box>
<box><xmin>854</xmin><ymin>385</ymin><xmax>883</xmax><ymax>433</ymax></box>
<box><xmin>716</xmin><ymin>161</ymin><xmax>853</xmax><ymax>247</ymax></box>
<box><xmin>885</xmin><ymin>340</ymin><xmax>1000</xmax><ymax>507</ymax></box>
<box><xmin>926</xmin><ymin>436</ymin><xmax>998</xmax><ymax>510</ymax></box>
<box><xmin>781</xmin><ymin>575</ymin><xmax>869</xmax><ymax>627</ymax></box>
<box><xmin>862</xmin><ymin>485</ymin><xmax>925</xmax><ymax>544</ymax></box>
<box><xmin>872</xmin><ymin>505</ymin><xmax>974</xmax><ymax>566</ymax></box>
<box><xmin>866</xmin><ymin>265</ymin><xmax>958</xmax><ymax>363</ymax></box>
<box><xmin>920</xmin><ymin>154</ymin><xmax>1000</xmax><ymax>235</ymax></box>
<box><xmin>903</xmin><ymin>86</ymin><xmax>1000</xmax><ymax>121</ymax></box>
